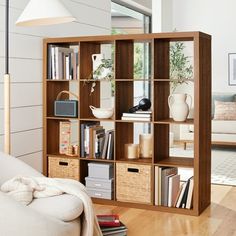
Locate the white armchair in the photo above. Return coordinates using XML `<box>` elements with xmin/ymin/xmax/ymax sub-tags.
<box><xmin>0</xmin><ymin>152</ymin><xmax>83</xmax><ymax>236</ymax></box>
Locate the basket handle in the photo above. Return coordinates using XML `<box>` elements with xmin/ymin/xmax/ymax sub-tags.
<box><xmin>56</xmin><ymin>90</ymin><xmax>79</xmax><ymax>100</ymax></box>
<box><xmin>127</xmin><ymin>168</ymin><xmax>139</xmax><ymax>173</ymax></box>
<box><xmin>59</xmin><ymin>161</ymin><xmax>68</xmax><ymax>166</ymax></box>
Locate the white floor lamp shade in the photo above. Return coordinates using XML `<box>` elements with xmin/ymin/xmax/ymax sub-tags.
<box><xmin>16</xmin><ymin>0</ymin><xmax>76</xmax><ymax>26</ymax></box>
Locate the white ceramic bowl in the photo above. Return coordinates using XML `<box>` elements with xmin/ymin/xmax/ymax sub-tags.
<box><xmin>89</xmin><ymin>105</ymin><xmax>114</xmax><ymax>119</ymax></box>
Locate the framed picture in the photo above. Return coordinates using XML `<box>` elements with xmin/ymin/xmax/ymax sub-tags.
<box><xmin>228</xmin><ymin>53</ymin><xmax>236</xmax><ymax>85</ymax></box>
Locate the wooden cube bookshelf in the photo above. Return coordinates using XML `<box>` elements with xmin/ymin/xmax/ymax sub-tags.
<box><xmin>43</xmin><ymin>32</ymin><xmax>211</xmax><ymax>216</ymax></box>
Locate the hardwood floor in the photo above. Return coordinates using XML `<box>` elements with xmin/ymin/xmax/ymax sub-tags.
<box><xmin>94</xmin><ymin>185</ymin><xmax>236</xmax><ymax>236</ymax></box>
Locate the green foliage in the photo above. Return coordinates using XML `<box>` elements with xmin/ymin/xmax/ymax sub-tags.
<box><xmin>170</xmin><ymin>41</ymin><xmax>193</xmax><ymax>92</ymax></box>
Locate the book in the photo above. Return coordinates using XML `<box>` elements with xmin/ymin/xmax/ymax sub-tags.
<box><xmin>168</xmin><ymin>174</ymin><xmax>180</xmax><ymax>207</ymax></box>
<box><xmin>101</xmin><ymin>222</ymin><xmax>127</xmax><ymax>233</ymax></box>
<box><xmin>97</xmin><ymin>214</ymin><xmax>120</xmax><ymax>227</ymax></box>
<box><xmin>161</xmin><ymin>167</ymin><xmax>178</xmax><ymax>206</ymax></box>
<box><xmin>154</xmin><ymin>166</ymin><xmax>159</xmax><ymax>205</ymax></box>
<box><xmin>101</xmin><ymin>132</ymin><xmax>110</xmax><ymax>159</ymax></box>
<box><xmin>80</xmin><ymin>122</ymin><xmax>98</xmax><ymax>157</ymax></box>
<box><xmin>106</xmin><ymin>130</ymin><xmax>114</xmax><ymax>160</ymax></box>
<box><xmin>180</xmin><ymin>178</ymin><xmax>191</xmax><ymax>208</ymax></box>
<box><xmin>101</xmin><ymin>221</ymin><xmax>127</xmax><ymax>236</ymax></box>
<box><xmin>89</xmin><ymin>126</ymin><xmax>103</xmax><ymax>158</ymax></box>
<box><xmin>186</xmin><ymin>177</ymin><xmax>194</xmax><ymax>209</ymax></box>
<box><xmin>121</xmin><ymin>116</ymin><xmax>151</xmax><ymax>121</ymax></box>
<box><xmin>122</xmin><ymin>113</ymin><xmax>151</xmax><ymax>118</ymax></box>
<box><xmin>174</xmin><ymin>183</ymin><xmax>183</xmax><ymax>207</ymax></box>
<box><xmin>176</xmin><ymin>181</ymin><xmax>188</xmax><ymax>208</ymax></box>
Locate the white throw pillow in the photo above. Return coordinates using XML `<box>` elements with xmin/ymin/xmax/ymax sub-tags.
<box><xmin>214</xmin><ymin>101</ymin><xmax>236</xmax><ymax>120</ymax></box>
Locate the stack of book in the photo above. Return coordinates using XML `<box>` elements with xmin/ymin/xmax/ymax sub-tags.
<box><xmin>47</xmin><ymin>45</ymin><xmax>78</xmax><ymax>80</ymax></box>
<box><xmin>80</xmin><ymin>122</ymin><xmax>114</xmax><ymax>159</ymax></box>
<box><xmin>97</xmin><ymin>215</ymin><xmax>127</xmax><ymax>236</ymax></box>
<box><xmin>121</xmin><ymin>110</ymin><xmax>152</xmax><ymax>121</ymax></box>
<box><xmin>155</xmin><ymin>167</ymin><xmax>194</xmax><ymax>209</ymax></box>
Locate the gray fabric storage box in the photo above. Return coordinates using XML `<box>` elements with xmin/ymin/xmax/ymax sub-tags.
<box><xmin>85</xmin><ymin>177</ymin><xmax>113</xmax><ymax>190</ymax></box>
<box><xmin>88</xmin><ymin>163</ymin><xmax>113</xmax><ymax>179</ymax></box>
<box><xmin>86</xmin><ymin>187</ymin><xmax>113</xmax><ymax>200</ymax></box>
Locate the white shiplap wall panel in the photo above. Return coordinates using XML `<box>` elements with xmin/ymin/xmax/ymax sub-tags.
<box><xmin>0</xmin><ymin>83</ymin><xmax>42</xmax><ymax>108</ymax></box>
<box><xmin>0</xmin><ymin>106</ymin><xmax>42</xmax><ymax>135</ymax></box>
<box><xmin>0</xmin><ymin>129</ymin><xmax>42</xmax><ymax>157</ymax></box>
<box><xmin>0</xmin><ymin>32</ymin><xmax>42</xmax><ymax>59</ymax></box>
<box><xmin>0</xmin><ymin>0</ymin><xmax>111</xmax><ymax>172</ymax></box>
<box><xmin>0</xmin><ymin>58</ymin><xmax>42</xmax><ymax>83</ymax></box>
<box><xmin>18</xmin><ymin>151</ymin><xmax>43</xmax><ymax>173</ymax></box>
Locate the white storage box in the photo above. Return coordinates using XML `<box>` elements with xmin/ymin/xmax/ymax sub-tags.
<box><xmin>86</xmin><ymin>188</ymin><xmax>113</xmax><ymax>200</ymax></box>
<box><xmin>85</xmin><ymin>177</ymin><xmax>113</xmax><ymax>190</ymax></box>
<box><xmin>88</xmin><ymin>163</ymin><xmax>113</xmax><ymax>179</ymax></box>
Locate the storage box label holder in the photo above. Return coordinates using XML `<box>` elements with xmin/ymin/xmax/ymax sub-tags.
<box><xmin>54</xmin><ymin>90</ymin><xmax>79</xmax><ymax>118</ymax></box>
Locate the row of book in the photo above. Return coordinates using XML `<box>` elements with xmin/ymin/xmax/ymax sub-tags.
<box><xmin>80</xmin><ymin>122</ymin><xmax>114</xmax><ymax>159</ymax></box>
<box><xmin>121</xmin><ymin>110</ymin><xmax>152</xmax><ymax>121</ymax></box>
<box><xmin>47</xmin><ymin>45</ymin><xmax>79</xmax><ymax>80</ymax></box>
<box><xmin>155</xmin><ymin>167</ymin><xmax>194</xmax><ymax>209</ymax></box>
<box><xmin>97</xmin><ymin>215</ymin><xmax>127</xmax><ymax>236</ymax></box>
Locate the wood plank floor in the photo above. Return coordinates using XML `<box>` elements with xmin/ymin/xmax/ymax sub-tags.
<box><xmin>94</xmin><ymin>185</ymin><xmax>236</xmax><ymax>236</ymax></box>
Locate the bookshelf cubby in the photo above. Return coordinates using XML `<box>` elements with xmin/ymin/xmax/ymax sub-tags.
<box><xmin>43</xmin><ymin>32</ymin><xmax>211</xmax><ymax>216</ymax></box>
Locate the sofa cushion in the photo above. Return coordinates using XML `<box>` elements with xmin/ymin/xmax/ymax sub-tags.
<box><xmin>0</xmin><ymin>152</ymin><xmax>43</xmax><ymax>185</ymax></box>
<box><xmin>212</xmin><ymin>93</ymin><xmax>236</xmax><ymax>117</ymax></box>
<box><xmin>29</xmin><ymin>194</ymin><xmax>83</xmax><ymax>222</ymax></box>
<box><xmin>212</xmin><ymin>120</ymin><xmax>236</xmax><ymax>134</ymax></box>
<box><xmin>214</xmin><ymin>101</ymin><xmax>236</xmax><ymax>120</ymax></box>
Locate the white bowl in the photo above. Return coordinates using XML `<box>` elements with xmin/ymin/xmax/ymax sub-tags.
<box><xmin>89</xmin><ymin>105</ymin><xmax>114</xmax><ymax>119</ymax></box>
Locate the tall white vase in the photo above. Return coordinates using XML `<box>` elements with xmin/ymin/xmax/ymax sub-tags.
<box><xmin>168</xmin><ymin>93</ymin><xmax>192</xmax><ymax>122</ymax></box>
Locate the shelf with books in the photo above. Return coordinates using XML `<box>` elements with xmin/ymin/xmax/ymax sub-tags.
<box><xmin>80</xmin><ymin>121</ymin><xmax>114</xmax><ymax>160</ymax></box>
<box><xmin>47</xmin><ymin>43</ymin><xmax>79</xmax><ymax>81</ymax></box>
<box><xmin>154</xmin><ymin>157</ymin><xmax>194</xmax><ymax>168</ymax></box>
<box><xmin>154</xmin><ymin>166</ymin><xmax>194</xmax><ymax>210</ymax></box>
<box><xmin>43</xmin><ymin>32</ymin><xmax>211</xmax><ymax>216</ymax></box>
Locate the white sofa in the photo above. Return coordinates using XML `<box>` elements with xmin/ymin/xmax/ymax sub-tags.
<box><xmin>180</xmin><ymin>93</ymin><xmax>236</xmax><ymax>149</ymax></box>
<box><xmin>0</xmin><ymin>152</ymin><xmax>84</xmax><ymax>236</ymax></box>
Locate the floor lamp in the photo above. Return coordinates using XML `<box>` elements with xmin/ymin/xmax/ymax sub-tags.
<box><xmin>4</xmin><ymin>0</ymin><xmax>75</xmax><ymax>154</ymax></box>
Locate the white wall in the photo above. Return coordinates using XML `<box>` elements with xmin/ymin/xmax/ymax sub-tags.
<box><xmin>172</xmin><ymin>0</ymin><xmax>236</xmax><ymax>93</ymax></box>
<box><xmin>0</xmin><ymin>0</ymin><xmax>111</xmax><ymax>172</ymax></box>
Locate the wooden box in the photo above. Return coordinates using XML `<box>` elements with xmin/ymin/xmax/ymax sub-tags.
<box><xmin>48</xmin><ymin>156</ymin><xmax>79</xmax><ymax>180</ymax></box>
<box><xmin>116</xmin><ymin>163</ymin><xmax>152</xmax><ymax>204</ymax></box>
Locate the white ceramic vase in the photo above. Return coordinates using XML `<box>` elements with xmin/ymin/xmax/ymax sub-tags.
<box><xmin>168</xmin><ymin>93</ymin><xmax>192</xmax><ymax>122</ymax></box>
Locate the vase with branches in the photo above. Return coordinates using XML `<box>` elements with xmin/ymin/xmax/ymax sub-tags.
<box><xmin>169</xmin><ymin>41</ymin><xmax>193</xmax><ymax>93</ymax></box>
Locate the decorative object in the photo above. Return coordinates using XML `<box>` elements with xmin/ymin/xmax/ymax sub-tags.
<box><xmin>139</xmin><ymin>134</ymin><xmax>153</xmax><ymax>158</ymax></box>
<box><xmin>4</xmin><ymin>0</ymin><xmax>75</xmax><ymax>154</ymax></box>
<box><xmin>170</xmin><ymin>41</ymin><xmax>193</xmax><ymax>92</ymax></box>
<box><xmin>168</xmin><ymin>93</ymin><xmax>192</xmax><ymax>122</ymax></box>
<box><xmin>54</xmin><ymin>90</ymin><xmax>79</xmax><ymax>118</ymax></box>
<box><xmin>86</xmin><ymin>55</ymin><xmax>113</xmax><ymax>95</ymax></box>
<box><xmin>89</xmin><ymin>106</ymin><xmax>114</xmax><ymax>119</ymax></box>
<box><xmin>59</xmin><ymin>121</ymin><xmax>71</xmax><ymax>154</ymax></box>
<box><xmin>129</xmin><ymin>98</ymin><xmax>151</xmax><ymax>113</ymax></box>
<box><xmin>228</xmin><ymin>53</ymin><xmax>236</xmax><ymax>86</ymax></box>
<box><xmin>125</xmin><ymin>144</ymin><xmax>139</xmax><ymax>160</ymax></box>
